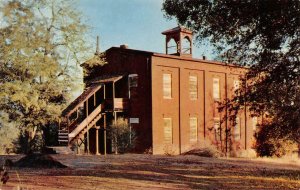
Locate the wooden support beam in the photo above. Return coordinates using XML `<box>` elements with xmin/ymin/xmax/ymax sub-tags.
<box><xmin>104</xmin><ymin>114</ymin><xmax>107</xmax><ymax>155</ymax></box>
<box><xmin>87</xmin><ymin>128</ymin><xmax>90</xmax><ymax>155</ymax></box>
<box><xmin>86</xmin><ymin>99</ymin><xmax>89</xmax><ymax>117</ymax></box>
<box><xmin>113</xmin><ymin>82</ymin><xmax>115</xmax><ymax>110</ymax></box>
<box><xmin>94</xmin><ymin>92</ymin><xmax>96</xmax><ymax>107</ymax></box>
<box><xmin>77</xmin><ymin>139</ymin><xmax>80</xmax><ymax>155</ymax></box>
<box><xmin>95</xmin><ymin>125</ymin><xmax>100</xmax><ymax>155</ymax></box>
<box><xmin>114</xmin><ymin>112</ymin><xmax>117</xmax><ymax>123</ymax></box>
<box><xmin>104</xmin><ymin>84</ymin><xmax>106</xmax><ymax>99</ymax></box>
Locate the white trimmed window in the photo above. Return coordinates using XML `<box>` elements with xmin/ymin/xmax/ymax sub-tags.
<box><xmin>234</xmin><ymin>117</ymin><xmax>241</xmax><ymax>140</ymax></box>
<box><xmin>189</xmin><ymin>117</ymin><xmax>198</xmax><ymax>142</ymax></box>
<box><xmin>252</xmin><ymin>117</ymin><xmax>258</xmax><ymax>131</ymax></box>
<box><xmin>214</xmin><ymin>118</ymin><xmax>221</xmax><ymax>141</ymax></box>
<box><xmin>128</xmin><ymin>74</ymin><xmax>138</xmax><ymax>88</ymax></box>
<box><xmin>163</xmin><ymin>73</ymin><xmax>172</xmax><ymax>99</ymax></box>
<box><xmin>213</xmin><ymin>78</ymin><xmax>220</xmax><ymax>100</ymax></box>
<box><xmin>189</xmin><ymin>75</ymin><xmax>198</xmax><ymax>100</ymax></box>
<box><xmin>234</xmin><ymin>80</ymin><xmax>239</xmax><ymax>91</ymax></box>
<box><xmin>163</xmin><ymin>118</ymin><xmax>172</xmax><ymax>144</ymax></box>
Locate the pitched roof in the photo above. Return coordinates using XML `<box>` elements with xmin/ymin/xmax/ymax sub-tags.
<box><xmin>162</xmin><ymin>26</ymin><xmax>192</xmax><ymax>35</ymax></box>
<box><xmin>89</xmin><ymin>74</ymin><xmax>124</xmax><ymax>84</ymax></box>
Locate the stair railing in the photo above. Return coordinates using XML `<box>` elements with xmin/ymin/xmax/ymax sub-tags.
<box><xmin>68</xmin><ymin>103</ymin><xmax>103</xmax><ymax>141</ymax></box>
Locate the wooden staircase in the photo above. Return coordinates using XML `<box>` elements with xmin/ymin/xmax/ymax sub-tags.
<box><xmin>58</xmin><ymin>75</ymin><xmax>128</xmax><ymax>154</ymax></box>
<box><xmin>68</xmin><ymin>104</ymin><xmax>103</xmax><ymax>145</ymax></box>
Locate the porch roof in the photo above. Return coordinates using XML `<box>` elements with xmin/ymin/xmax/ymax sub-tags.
<box><xmin>89</xmin><ymin>74</ymin><xmax>124</xmax><ymax>84</ymax></box>
<box><xmin>62</xmin><ymin>75</ymin><xmax>125</xmax><ymax>117</ymax></box>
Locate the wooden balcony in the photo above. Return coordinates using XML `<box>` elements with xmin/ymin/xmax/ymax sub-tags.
<box><xmin>105</xmin><ymin>98</ymin><xmax>129</xmax><ymax>111</ymax></box>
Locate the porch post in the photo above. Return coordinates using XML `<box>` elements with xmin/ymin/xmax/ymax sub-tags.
<box><xmin>104</xmin><ymin>113</ymin><xmax>107</xmax><ymax>155</ymax></box>
<box><xmin>113</xmin><ymin>82</ymin><xmax>115</xmax><ymax>110</ymax></box>
<box><xmin>95</xmin><ymin>126</ymin><xmax>100</xmax><ymax>155</ymax></box>
<box><xmin>87</xmin><ymin>128</ymin><xmax>90</xmax><ymax>155</ymax></box>
<box><xmin>77</xmin><ymin>139</ymin><xmax>80</xmax><ymax>154</ymax></box>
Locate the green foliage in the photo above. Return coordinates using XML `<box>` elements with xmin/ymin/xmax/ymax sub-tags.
<box><xmin>108</xmin><ymin>118</ymin><xmax>136</xmax><ymax>154</ymax></box>
<box><xmin>15</xmin><ymin>130</ymin><xmax>44</xmax><ymax>154</ymax></box>
<box><xmin>163</xmin><ymin>0</ymin><xmax>300</xmax><ymax>145</ymax></box>
<box><xmin>0</xmin><ymin>0</ymin><xmax>91</xmax><ymax>153</ymax></box>
<box><xmin>0</xmin><ymin>111</ymin><xmax>19</xmax><ymax>154</ymax></box>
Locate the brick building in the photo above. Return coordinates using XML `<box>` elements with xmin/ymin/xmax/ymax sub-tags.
<box><xmin>59</xmin><ymin>27</ymin><xmax>257</xmax><ymax>155</ymax></box>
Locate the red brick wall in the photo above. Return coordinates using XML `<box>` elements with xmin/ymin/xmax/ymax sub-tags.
<box><xmin>151</xmin><ymin>54</ymin><xmax>255</xmax><ymax>155</ymax></box>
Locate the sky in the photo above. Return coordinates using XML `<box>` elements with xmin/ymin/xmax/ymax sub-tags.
<box><xmin>78</xmin><ymin>0</ymin><xmax>215</xmax><ymax>60</ymax></box>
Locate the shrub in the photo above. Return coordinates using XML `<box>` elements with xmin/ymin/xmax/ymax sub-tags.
<box><xmin>255</xmin><ymin>123</ymin><xmax>298</xmax><ymax>157</ymax></box>
<box><xmin>108</xmin><ymin>118</ymin><xmax>136</xmax><ymax>154</ymax></box>
<box><xmin>183</xmin><ymin>141</ymin><xmax>224</xmax><ymax>158</ymax></box>
<box><xmin>15</xmin><ymin>130</ymin><xmax>44</xmax><ymax>154</ymax></box>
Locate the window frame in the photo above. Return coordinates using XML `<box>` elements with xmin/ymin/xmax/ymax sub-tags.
<box><xmin>163</xmin><ymin>117</ymin><xmax>173</xmax><ymax>144</ymax></box>
<box><xmin>163</xmin><ymin>73</ymin><xmax>172</xmax><ymax>99</ymax></box>
<box><xmin>214</xmin><ymin>118</ymin><xmax>221</xmax><ymax>141</ymax></box>
<box><xmin>234</xmin><ymin>117</ymin><xmax>241</xmax><ymax>141</ymax></box>
<box><xmin>189</xmin><ymin>75</ymin><xmax>198</xmax><ymax>100</ymax></box>
<box><xmin>189</xmin><ymin>117</ymin><xmax>198</xmax><ymax>142</ymax></box>
<box><xmin>213</xmin><ymin>78</ymin><xmax>220</xmax><ymax>100</ymax></box>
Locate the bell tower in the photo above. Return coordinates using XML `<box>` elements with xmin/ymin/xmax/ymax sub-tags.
<box><xmin>162</xmin><ymin>26</ymin><xmax>193</xmax><ymax>57</ymax></box>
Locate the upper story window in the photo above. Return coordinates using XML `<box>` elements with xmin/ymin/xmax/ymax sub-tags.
<box><xmin>189</xmin><ymin>117</ymin><xmax>198</xmax><ymax>142</ymax></box>
<box><xmin>163</xmin><ymin>73</ymin><xmax>172</xmax><ymax>99</ymax></box>
<box><xmin>163</xmin><ymin>117</ymin><xmax>173</xmax><ymax>144</ymax></box>
<box><xmin>213</xmin><ymin>78</ymin><xmax>220</xmax><ymax>100</ymax></box>
<box><xmin>128</xmin><ymin>74</ymin><xmax>138</xmax><ymax>88</ymax></box>
<box><xmin>189</xmin><ymin>75</ymin><xmax>198</xmax><ymax>100</ymax></box>
<box><xmin>234</xmin><ymin>117</ymin><xmax>241</xmax><ymax>141</ymax></box>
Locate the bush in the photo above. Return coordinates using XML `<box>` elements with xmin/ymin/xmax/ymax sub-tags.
<box><xmin>108</xmin><ymin>118</ymin><xmax>136</xmax><ymax>154</ymax></box>
<box><xmin>183</xmin><ymin>141</ymin><xmax>224</xmax><ymax>158</ymax></box>
<box><xmin>255</xmin><ymin>123</ymin><xmax>298</xmax><ymax>157</ymax></box>
<box><xmin>15</xmin><ymin>130</ymin><xmax>44</xmax><ymax>154</ymax></box>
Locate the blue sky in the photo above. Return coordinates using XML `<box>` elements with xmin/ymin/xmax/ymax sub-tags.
<box><xmin>78</xmin><ymin>0</ymin><xmax>215</xmax><ymax>59</ymax></box>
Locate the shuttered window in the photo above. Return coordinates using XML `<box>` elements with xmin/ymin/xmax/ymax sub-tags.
<box><xmin>213</xmin><ymin>78</ymin><xmax>220</xmax><ymax>100</ymax></box>
<box><xmin>163</xmin><ymin>118</ymin><xmax>172</xmax><ymax>144</ymax></box>
<box><xmin>189</xmin><ymin>117</ymin><xmax>198</xmax><ymax>142</ymax></box>
<box><xmin>163</xmin><ymin>74</ymin><xmax>172</xmax><ymax>99</ymax></box>
<box><xmin>189</xmin><ymin>75</ymin><xmax>198</xmax><ymax>100</ymax></box>
<box><xmin>234</xmin><ymin>117</ymin><xmax>240</xmax><ymax>140</ymax></box>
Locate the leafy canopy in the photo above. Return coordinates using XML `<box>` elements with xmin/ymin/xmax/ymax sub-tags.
<box><xmin>163</xmin><ymin>0</ymin><xmax>300</xmax><ymax>142</ymax></box>
<box><xmin>0</xmin><ymin>0</ymin><xmax>91</xmax><ymax>151</ymax></box>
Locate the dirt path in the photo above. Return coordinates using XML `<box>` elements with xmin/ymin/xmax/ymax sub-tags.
<box><xmin>0</xmin><ymin>154</ymin><xmax>299</xmax><ymax>190</ymax></box>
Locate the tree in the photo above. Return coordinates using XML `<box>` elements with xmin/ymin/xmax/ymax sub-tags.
<box><xmin>0</xmin><ymin>0</ymin><xmax>90</xmax><ymax>153</ymax></box>
<box><xmin>163</xmin><ymin>1</ymin><xmax>300</xmax><ymax>145</ymax></box>
<box><xmin>0</xmin><ymin>111</ymin><xmax>19</xmax><ymax>154</ymax></box>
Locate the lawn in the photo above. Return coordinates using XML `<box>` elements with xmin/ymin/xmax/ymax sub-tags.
<box><xmin>0</xmin><ymin>154</ymin><xmax>299</xmax><ymax>190</ymax></box>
